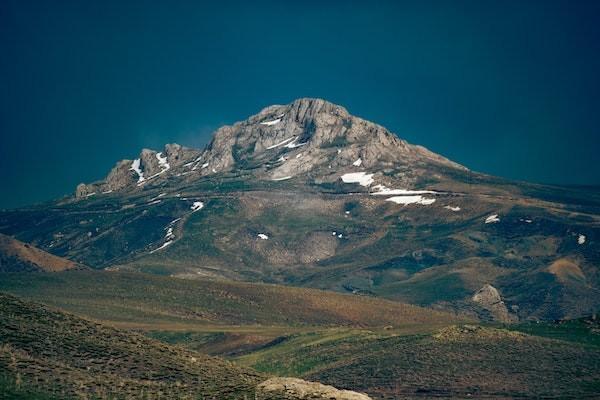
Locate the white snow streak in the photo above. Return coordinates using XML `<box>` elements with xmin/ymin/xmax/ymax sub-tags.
<box><xmin>371</xmin><ymin>184</ymin><xmax>438</xmax><ymax>196</ymax></box>
<box><xmin>191</xmin><ymin>201</ymin><xmax>204</xmax><ymax>212</ymax></box>
<box><xmin>130</xmin><ymin>159</ymin><xmax>145</xmax><ymax>183</ymax></box>
<box><xmin>485</xmin><ymin>214</ymin><xmax>500</xmax><ymax>224</ymax></box>
<box><xmin>444</xmin><ymin>205</ymin><xmax>461</xmax><ymax>212</ymax></box>
<box><xmin>284</xmin><ymin>137</ymin><xmax>307</xmax><ymax>149</ymax></box>
<box><xmin>267</xmin><ymin>137</ymin><xmax>295</xmax><ymax>149</ymax></box>
<box><xmin>272</xmin><ymin>176</ymin><xmax>292</xmax><ymax>181</ymax></box>
<box><xmin>341</xmin><ymin>172</ymin><xmax>374</xmax><ymax>187</ymax></box>
<box><xmin>353</xmin><ymin>158</ymin><xmax>362</xmax><ymax>166</ymax></box>
<box><xmin>386</xmin><ymin>196</ymin><xmax>436</xmax><ymax>205</ymax></box>
<box><xmin>578</xmin><ymin>234</ymin><xmax>586</xmax><ymax>245</ymax></box>
<box><xmin>260</xmin><ymin>118</ymin><xmax>281</xmax><ymax>126</ymax></box>
<box><xmin>150</xmin><ymin>240</ymin><xmax>173</xmax><ymax>254</ymax></box>
<box><xmin>257</xmin><ymin>233</ymin><xmax>269</xmax><ymax>240</ymax></box>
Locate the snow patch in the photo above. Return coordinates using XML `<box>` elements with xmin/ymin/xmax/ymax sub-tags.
<box><xmin>485</xmin><ymin>214</ymin><xmax>500</xmax><ymax>224</ymax></box>
<box><xmin>341</xmin><ymin>172</ymin><xmax>374</xmax><ymax>187</ymax></box>
<box><xmin>353</xmin><ymin>158</ymin><xmax>362</xmax><ymax>167</ymax></box>
<box><xmin>386</xmin><ymin>196</ymin><xmax>436</xmax><ymax>205</ymax></box>
<box><xmin>444</xmin><ymin>205</ymin><xmax>461</xmax><ymax>212</ymax></box>
<box><xmin>147</xmin><ymin>200</ymin><xmax>162</xmax><ymax>205</ymax></box>
<box><xmin>156</xmin><ymin>152</ymin><xmax>170</xmax><ymax>172</ymax></box>
<box><xmin>191</xmin><ymin>201</ymin><xmax>204</xmax><ymax>212</ymax></box>
<box><xmin>201</xmin><ymin>162</ymin><xmax>209</xmax><ymax>169</ymax></box>
<box><xmin>277</xmin><ymin>156</ymin><xmax>287</xmax><ymax>162</ymax></box>
<box><xmin>267</xmin><ymin>137</ymin><xmax>295</xmax><ymax>149</ymax></box>
<box><xmin>130</xmin><ymin>159</ymin><xmax>145</xmax><ymax>183</ymax></box>
<box><xmin>150</xmin><ymin>240</ymin><xmax>173</xmax><ymax>254</ymax></box>
<box><xmin>284</xmin><ymin>137</ymin><xmax>307</xmax><ymax>149</ymax></box>
<box><xmin>102</xmin><ymin>190</ymin><xmax>113</xmax><ymax>194</ymax></box>
<box><xmin>578</xmin><ymin>234</ymin><xmax>586</xmax><ymax>245</ymax></box>
<box><xmin>371</xmin><ymin>184</ymin><xmax>438</xmax><ymax>196</ymax></box>
<box><xmin>260</xmin><ymin>118</ymin><xmax>281</xmax><ymax>126</ymax></box>
<box><xmin>272</xmin><ymin>176</ymin><xmax>292</xmax><ymax>181</ymax></box>
<box><xmin>257</xmin><ymin>233</ymin><xmax>269</xmax><ymax>240</ymax></box>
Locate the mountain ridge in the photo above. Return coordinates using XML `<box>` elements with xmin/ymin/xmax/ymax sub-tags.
<box><xmin>75</xmin><ymin>98</ymin><xmax>467</xmax><ymax>198</ymax></box>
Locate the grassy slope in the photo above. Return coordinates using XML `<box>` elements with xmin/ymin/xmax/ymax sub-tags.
<box><xmin>0</xmin><ymin>292</ymin><xmax>264</xmax><ymax>399</ymax></box>
<box><xmin>236</xmin><ymin>326</ymin><xmax>600</xmax><ymax>399</ymax></box>
<box><xmin>0</xmin><ymin>270</ymin><xmax>464</xmax><ymax>329</ymax></box>
<box><xmin>1</xmin><ymin>177</ymin><xmax>599</xmax><ymax>321</ymax></box>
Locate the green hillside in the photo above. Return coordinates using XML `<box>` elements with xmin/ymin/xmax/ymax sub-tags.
<box><xmin>236</xmin><ymin>325</ymin><xmax>600</xmax><ymax>399</ymax></box>
<box><xmin>0</xmin><ymin>292</ymin><xmax>264</xmax><ymax>399</ymax></box>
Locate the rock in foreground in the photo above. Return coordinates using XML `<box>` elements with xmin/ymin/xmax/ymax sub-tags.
<box><xmin>256</xmin><ymin>377</ymin><xmax>372</xmax><ymax>400</ymax></box>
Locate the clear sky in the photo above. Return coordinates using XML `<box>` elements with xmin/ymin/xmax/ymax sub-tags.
<box><xmin>1</xmin><ymin>0</ymin><xmax>599</xmax><ymax>208</ymax></box>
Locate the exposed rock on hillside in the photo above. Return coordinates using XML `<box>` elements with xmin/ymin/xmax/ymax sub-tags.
<box><xmin>472</xmin><ymin>284</ymin><xmax>515</xmax><ymax>322</ymax></box>
<box><xmin>256</xmin><ymin>377</ymin><xmax>372</xmax><ymax>400</ymax></box>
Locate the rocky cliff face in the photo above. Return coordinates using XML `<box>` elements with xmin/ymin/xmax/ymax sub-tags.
<box><xmin>472</xmin><ymin>284</ymin><xmax>515</xmax><ymax>323</ymax></box>
<box><xmin>75</xmin><ymin>98</ymin><xmax>465</xmax><ymax>197</ymax></box>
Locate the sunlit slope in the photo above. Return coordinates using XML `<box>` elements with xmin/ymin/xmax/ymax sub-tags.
<box><xmin>236</xmin><ymin>325</ymin><xmax>600</xmax><ymax>399</ymax></box>
<box><xmin>0</xmin><ymin>292</ymin><xmax>264</xmax><ymax>399</ymax></box>
<box><xmin>0</xmin><ymin>270</ymin><xmax>464</xmax><ymax>328</ymax></box>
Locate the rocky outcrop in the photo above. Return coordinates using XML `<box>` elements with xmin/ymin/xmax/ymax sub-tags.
<box><xmin>74</xmin><ymin>144</ymin><xmax>201</xmax><ymax>198</ymax></box>
<box><xmin>256</xmin><ymin>377</ymin><xmax>372</xmax><ymax>400</ymax></box>
<box><xmin>472</xmin><ymin>284</ymin><xmax>515</xmax><ymax>323</ymax></box>
<box><xmin>196</xmin><ymin>98</ymin><xmax>466</xmax><ymax>182</ymax></box>
<box><xmin>75</xmin><ymin>98</ymin><xmax>467</xmax><ymax>197</ymax></box>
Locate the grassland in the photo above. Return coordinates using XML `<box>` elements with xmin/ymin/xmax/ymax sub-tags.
<box><xmin>0</xmin><ymin>292</ymin><xmax>264</xmax><ymax>399</ymax></box>
<box><xmin>0</xmin><ymin>270</ymin><xmax>464</xmax><ymax>329</ymax></box>
<box><xmin>2</xmin><ymin>270</ymin><xmax>599</xmax><ymax>399</ymax></box>
<box><xmin>235</xmin><ymin>325</ymin><xmax>600</xmax><ymax>399</ymax></box>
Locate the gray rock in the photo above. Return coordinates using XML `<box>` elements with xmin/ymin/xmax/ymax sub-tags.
<box><xmin>74</xmin><ymin>98</ymin><xmax>467</xmax><ymax>196</ymax></box>
<box><xmin>472</xmin><ymin>284</ymin><xmax>516</xmax><ymax>323</ymax></box>
<box><xmin>256</xmin><ymin>377</ymin><xmax>372</xmax><ymax>400</ymax></box>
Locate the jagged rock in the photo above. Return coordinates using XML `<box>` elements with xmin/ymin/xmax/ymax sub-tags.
<box><xmin>196</xmin><ymin>98</ymin><xmax>465</xmax><ymax>182</ymax></box>
<box><xmin>256</xmin><ymin>377</ymin><xmax>372</xmax><ymax>400</ymax></box>
<box><xmin>75</xmin><ymin>183</ymin><xmax>92</xmax><ymax>198</ymax></box>
<box><xmin>105</xmin><ymin>160</ymin><xmax>137</xmax><ymax>191</ymax></box>
<box><xmin>472</xmin><ymin>284</ymin><xmax>515</xmax><ymax>323</ymax></box>
<box><xmin>164</xmin><ymin>143</ymin><xmax>201</xmax><ymax>167</ymax></box>
<box><xmin>139</xmin><ymin>148</ymin><xmax>161</xmax><ymax>177</ymax></box>
<box><xmin>74</xmin><ymin>98</ymin><xmax>467</xmax><ymax>196</ymax></box>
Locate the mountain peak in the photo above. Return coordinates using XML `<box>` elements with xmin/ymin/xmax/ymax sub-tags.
<box><xmin>75</xmin><ymin>99</ymin><xmax>465</xmax><ymax>197</ymax></box>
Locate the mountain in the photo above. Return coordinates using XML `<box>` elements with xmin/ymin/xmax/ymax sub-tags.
<box><xmin>0</xmin><ymin>233</ymin><xmax>85</xmax><ymax>273</ymax></box>
<box><xmin>1</xmin><ymin>98</ymin><xmax>598</xmax><ymax>321</ymax></box>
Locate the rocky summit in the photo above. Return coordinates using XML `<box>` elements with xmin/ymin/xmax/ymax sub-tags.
<box><xmin>1</xmin><ymin>98</ymin><xmax>599</xmax><ymax>323</ymax></box>
<box><xmin>75</xmin><ymin>98</ymin><xmax>465</xmax><ymax>197</ymax></box>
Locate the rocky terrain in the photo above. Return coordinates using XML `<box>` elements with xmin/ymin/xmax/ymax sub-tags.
<box><xmin>1</xmin><ymin>98</ymin><xmax>598</xmax><ymax>322</ymax></box>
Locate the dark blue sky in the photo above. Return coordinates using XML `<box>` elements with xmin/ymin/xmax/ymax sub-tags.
<box><xmin>1</xmin><ymin>1</ymin><xmax>599</xmax><ymax>208</ymax></box>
